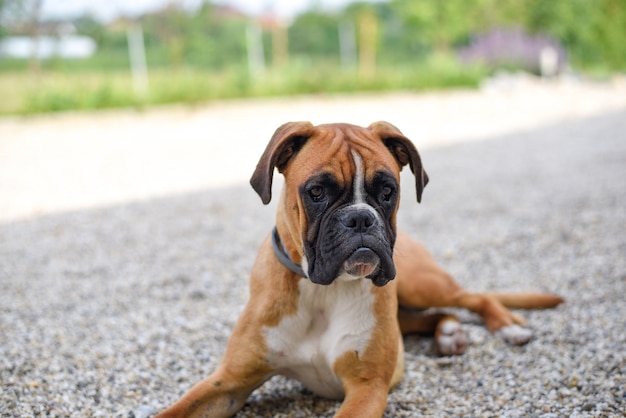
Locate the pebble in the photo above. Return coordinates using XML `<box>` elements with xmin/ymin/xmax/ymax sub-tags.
<box><xmin>133</xmin><ymin>405</ymin><xmax>159</xmax><ymax>418</ymax></box>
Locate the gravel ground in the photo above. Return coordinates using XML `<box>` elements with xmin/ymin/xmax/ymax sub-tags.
<box><xmin>1</xmin><ymin>81</ymin><xmax>625</xmax><ymax>417</ymax></box>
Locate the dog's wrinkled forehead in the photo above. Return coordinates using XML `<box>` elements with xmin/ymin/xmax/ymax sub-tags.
<box><xmin>285</xmin><ymin>123</ymin><xmax>401</xmax><ymax>187</ymax></box>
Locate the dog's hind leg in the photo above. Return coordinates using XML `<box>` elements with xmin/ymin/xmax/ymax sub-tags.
<box><xmin>397</xmin><ymin>309</ymin><xmax>468</xmax><ymax>355</ymax></box>
<box><xmin>444</xmin><ymin>290</ymin><xmax>533</xmax><ymax>345</ymax></box>
<box><xmin>396</xmin><ymin>264</ymin><xmax>535</xmax><ymax>346</ymax></box>
<box><xmin>393</xmin><ymin>230</ymin><xmax>561</xmax><ymax>346</ymax></box>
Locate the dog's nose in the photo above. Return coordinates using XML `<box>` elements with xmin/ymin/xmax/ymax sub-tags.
<box><xmin>340</xmin><ymin>210</ymin><xmax>376</xmax><ymax>233</ymax></box>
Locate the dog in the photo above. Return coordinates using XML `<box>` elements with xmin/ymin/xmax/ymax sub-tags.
<box><xmin>155</xmin><ymin>121</ymin><xmax>563</xmax><ymax>418</ymax></box>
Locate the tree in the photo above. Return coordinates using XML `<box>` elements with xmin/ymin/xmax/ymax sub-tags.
<box><xmin>390</xmin><ymin>0</ymin><xmax>626</xmax><ymax>70</ymax></box>
<box><xmin>523</xmin><ymin>0</ymin><xmax>626</xmax><ymax>70</ymax></box>
<box><xmin>390</xmin><ymin>0</ymin><xmax>490</xmax><ymax>52</ymax></box>
<box><xmin>142</xmin><ymin>4</ymin><xmax>188</xmax><ymax>68</ymax></box>
<box><xmin>289</xmin><ymin>10</ymin><xmax>341</xmax><ymax>60</ymax></box>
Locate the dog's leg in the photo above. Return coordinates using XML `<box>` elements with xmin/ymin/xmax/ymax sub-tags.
<box><xmin>154</xmin><ymin>361</ymin><xmax>270</xmax><ymax>418</ymax></box>
<box><xmin>398</xmin><ymin>269</ymin><xmax>533</xmax><ymax>346</ymax></box>
<box><xmin>333</xmin><ymin>354</ymin><xmax>394</xmax><ymax>418</ymax></box>
<box><xmin>394</xmin><ymin>231</ymin><xmax>544</xmax><ymax>346</ymax></box>
<box><xmin>155</xmin><ymin>362</ymin><xmax>270</xmax><ymax>418</ymax></box>
<box><xmin>331</xmin><ymin>316</ymin><xmax>403</xmax><ymax>418</ymax></box>
<box><xmin>155</xmin><ymin>313</ymin><xmax>274</xmax><ymax>418</ymax></box>
<box><xmin>447</xmin><ymin>290</ymin><xmax>533</xmax><ymax>345</ymax></box>
<box><xmin>434</xmin><ymin>315</ymin><xmax>468</xmax><ymax>355</ymax></box>
<box><xmin>334</xmin><ymin>382</ymin><xmax>390</xmax><ymax>418</ymax></box>
<box><xmin>398</xmin><ymin>310</ymin><xmax>468</xmax><ymax>355</ymax></box>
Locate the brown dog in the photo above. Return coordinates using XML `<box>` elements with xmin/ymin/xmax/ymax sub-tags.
<box><xmin>155</xmin><ymin>121</ymin><xmax>563</xmax><ymax>418</ymax></box>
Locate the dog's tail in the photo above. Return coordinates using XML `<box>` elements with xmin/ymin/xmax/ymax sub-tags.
<box><xmin>487</xmin><ymin>292</ymin><xmax>564</xmax><ymax>309</ymax></box>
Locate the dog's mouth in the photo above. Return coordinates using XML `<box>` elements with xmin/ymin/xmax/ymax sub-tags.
<box><xmin>306</xmin><ymin>227</ymin><xmax>398</xmax><ymax>286</ymax></box>
<box><xmin>343</xmin><ymin>247</ymin><xmax>380</xmax><ymax>278</ymax></box>
<box><xmin>340</xmin><ymin>245</ymin><xmax>395</xmax><ymax>287</ymax></box>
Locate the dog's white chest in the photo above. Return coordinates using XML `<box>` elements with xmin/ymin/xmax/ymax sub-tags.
<box><xmin>264</xmin><ymin>279</ymin><xmax>376</xmax><ymax>399</ymax></box>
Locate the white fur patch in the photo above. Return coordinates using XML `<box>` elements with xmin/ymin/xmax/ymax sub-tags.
<box><xmin>496</xmin><ymin>324</ymin><xmax>533</xmax><ymax>345</ymax></box>
<box><xmin>351</xmin><ymin>150</ymin><xmax>366</xmax><ymax>204</ymax></box>
<box><xmin>301</xmin><ymin>256</ymin><xmax>309</xmax><ymax>278</ymax></box>
<box><xmin>440</xmin><ymin>319</ymin><xmax>461</xmax><ymax>335</ymax></box>
<box><xmin>349</xmin><ymin>151</ymin><xmax>381</xmax><ymax>221</ymax></box>
<box><xmin>264</xmin><ymin>278</ymin><xmax>376</xmax><ymax>399</ymax></box>
<box><xmin>436</xmin><ymin>320</ymin><xmax>468</xmax><ymax>356</ymax></box>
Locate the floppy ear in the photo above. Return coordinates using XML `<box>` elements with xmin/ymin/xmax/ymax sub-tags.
<box><xmin>250</xmin><ymin>121</ymin><xmax>316</xmax><ymax>204</ymax></box>
<box><xmin>368</xmin><ymin>121</ymin><xmax>429</xmax><ymax>203</ymax></box>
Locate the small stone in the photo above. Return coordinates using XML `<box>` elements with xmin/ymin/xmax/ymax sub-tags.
<box><xmin>189</xmin><ymin>289</ymin><xmax>207</xmax><ymax>300</ymax></box>
<box><xmin>134</xmin><ymin>405</ymin><xmax>159</xmax><ymax>418</ymax></box>
<box><xmin>581</xmin><ymin>403</ymin><xmax>595</xmax><ymax>411</ymax></box>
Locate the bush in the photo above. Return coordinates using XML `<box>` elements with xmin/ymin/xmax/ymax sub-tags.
<box><xmin>0</xmin><ymin>54</ymin><xmax>486</xmax><ymax>115</ymax></box>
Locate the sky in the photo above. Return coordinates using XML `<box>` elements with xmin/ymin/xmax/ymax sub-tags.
<box><xmin>40</xmin><ymin>0</ymin><xmax>376</xmax><ymax>21</ymax></box>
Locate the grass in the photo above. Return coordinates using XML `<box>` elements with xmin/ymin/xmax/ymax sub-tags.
<box><xmin>0</xmin><ymin>55</ymin><xmax>487</xmax><ymax>115</ymax></box>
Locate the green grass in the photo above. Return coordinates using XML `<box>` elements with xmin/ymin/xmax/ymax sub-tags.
<box><xmin>0</xmin><ymin>55</ymin><xmax>487</xmax><ymax>115</ymax></box>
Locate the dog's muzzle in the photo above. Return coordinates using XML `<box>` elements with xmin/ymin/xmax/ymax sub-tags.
<box><xmin>306</xmin><ymin>206</ymin><xmax>396</xmax><ymax>287</ymax></box>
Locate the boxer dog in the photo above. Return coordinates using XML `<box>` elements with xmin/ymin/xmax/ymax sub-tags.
<box><xmin>156</xmin><ymin>121</ymin><xmax>563</xmax><ymax>418</ymax></box>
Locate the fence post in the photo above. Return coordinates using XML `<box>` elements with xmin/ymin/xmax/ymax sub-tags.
<box><xmin>540</xmin><ymin>46</ymin><xmax>558</xmax><ymax>78</ymax></box>
<box><xmin>127</xmin><ymin>24</ymin><xmax>149</xmax><ymax>99</ymax></box>
<box><xmin>358</xmin><ymin>11</ymin><xmax>377</xmax><ymax>80</ymax></box>
<box><xmin>272</xmin><ymin>21</ymin><xmax>288</xmax><ymax>69</ymax></box>
<box><xmin>246</xmin><ymin>22</ymin><xmax>265</xmax><ymax>80</ymax></box>
<box><xmin>339</xmin><ymin>21</ymin><xmax>357</xmax><ymax>70</ymax></box>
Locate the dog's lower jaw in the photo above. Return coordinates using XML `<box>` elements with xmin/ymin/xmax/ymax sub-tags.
<box><xmin>312</xmin><ymin>266</ymin><xmax>395</xmax><ymax>287</ymax></box>
<box><xmin>306</xmin><ymin>243</ymin><xmax>396</xmax><ymax>286</ymax></box>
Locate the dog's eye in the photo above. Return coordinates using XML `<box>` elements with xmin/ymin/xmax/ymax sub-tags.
<box><xmin>381</xmin><ymin>185</ymin><xmax>394</xmax><ymax>201</ymax></box>
<box><xmin>309</xmin><ymin>186</ymin><xmax>325</xmax><ymax>202</ymax></box>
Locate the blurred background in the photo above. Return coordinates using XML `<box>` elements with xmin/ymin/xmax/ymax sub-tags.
<box><xmin>1</xmin><ymin>0</ymin><xmax>625</xmax><ymax>115</ymax></box>
<box><xmin>1</xmin><ymin>0</ymin><xmax>625</xmax><ymax>222</ymax></box>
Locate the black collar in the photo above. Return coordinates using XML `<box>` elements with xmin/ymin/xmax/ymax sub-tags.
<box><xmin>271</xmin><ymin>227</ymin><xmax>307</xmax><ymax>278</ymax></box>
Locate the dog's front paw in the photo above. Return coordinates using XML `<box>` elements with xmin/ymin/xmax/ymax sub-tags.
<box><xmin>436</xmin><ymin>320</ymin><xmax>468</xmax><ymax>356</ymax></box>
<box><xmin>496</xmin><ymin>324</ymin><xmax>532</xmax><ymax>345</ymax></box>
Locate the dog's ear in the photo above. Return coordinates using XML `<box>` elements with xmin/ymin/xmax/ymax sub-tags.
<box><xmin>250</xmin><ymin>121</ymin><xmax>316</xmax><ymax>204</ymax></box>
<box><xmin>368</xmin><ymin>121</ymin><xmax>429</xmax><ymax>203</ymax></box>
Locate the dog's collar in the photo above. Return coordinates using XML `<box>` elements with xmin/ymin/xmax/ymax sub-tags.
<box><xmin>271</xmin><ymin>227</ymin><xmax>308</xmax><ymax>278</ymax></box>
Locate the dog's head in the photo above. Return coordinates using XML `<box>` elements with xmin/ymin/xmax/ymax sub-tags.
<box><xmin>250</xmin><ymin>121</ymin><xmax>428</xmax><ymax>286</ymax></box>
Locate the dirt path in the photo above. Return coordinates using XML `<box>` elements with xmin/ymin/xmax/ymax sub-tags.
<box><xmin>1</xmin><ymin>76</ymin><xmax>625</xmax><ymax>223</ymax></box>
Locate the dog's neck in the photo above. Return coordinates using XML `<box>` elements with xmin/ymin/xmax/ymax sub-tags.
<box><xmin>271</xmin><ymin>227</ymin><xmax>308</xmax><ymax>278</ymax></box>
